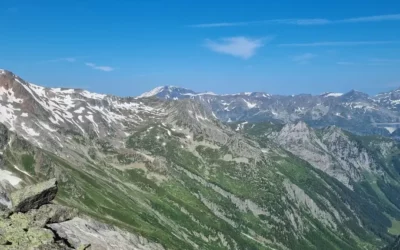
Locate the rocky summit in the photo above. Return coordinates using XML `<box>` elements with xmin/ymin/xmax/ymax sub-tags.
<box><xmin>0</xmin><ymin>179</ymin><xmax>164</xmax><ymax>250</ymax></box>
<box><xmin>2</xmin><ymin>70</ymin><xmax>400</xmax><ymax>249</ymax></box>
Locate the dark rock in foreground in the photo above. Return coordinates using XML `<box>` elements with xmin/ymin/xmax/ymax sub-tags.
<box><xmin>0</xmin><ymin>179</ymin><xmax>165</xmax><ymax>250</ymax></box>
<box><xmin>10</xmin><ymin>179</ymin><xmax>58</xmax><ymax>212</ymax></box>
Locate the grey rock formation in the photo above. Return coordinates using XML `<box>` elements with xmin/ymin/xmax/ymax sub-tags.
<box><xmin>0</xmin><ymin>179</ymin><xmax>164</xmax><ymax>250</ymax></box>
<box><xmin>48</xmin><ymin>217</ymin><xmax>165</xmax><ymax>250</ymax></box>
<box><xmin>10</xmin><ymin>178</ymin><xmax>58</xmax><ymax>212</ymax></box>
<box><xmin>27</xmin><ymin>204</ymin><xmax>78</xmax><ymax>227</ymax></box>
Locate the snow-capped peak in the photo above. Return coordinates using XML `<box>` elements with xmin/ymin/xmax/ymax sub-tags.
<box><xmin>322</xmin><ymin>92</ymin><xmax>344</xmax><ymax>97</ymax></box>
<box><xmin>138</xmin><ymin>86</ymin><xmax>167</xmax><ymax>98</ymax></box>
<box><xmin>137</xmin><ymin>86</ymin><xmax>198</xmax><ymax>99</ymax></box>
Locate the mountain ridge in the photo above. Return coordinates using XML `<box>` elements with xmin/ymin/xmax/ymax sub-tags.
<box><xmin>2</xmin><ymin>69</ymin><xmax>400</xmax><ymax>249</ymax></box>
<box><xmin>137</xmin><ymin>84</ymin><xmax>400</xmax><ymax>137</ymax></box>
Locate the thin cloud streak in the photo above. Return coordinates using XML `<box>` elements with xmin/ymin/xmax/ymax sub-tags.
<box><xmin>204</xmin><ymin>36</ymin><xmax>265</xmax><ymax>59</ymax></box>
<box><xmin>85</xmin><ymin>62</ymin><xmax>114</xmax><ymax>72</ymax></box>
<box><xmin>335</xmin><ymin>59</ymin><xmax>400</xmax><ymax>66</ymax></box>
<box><xmin>292</xmin><ymin>53</ymin><xmax>317</xmax><ymax>64</ymax></box>
<box><xmin>190</xmin><ymin>19</ymin><xmax>329</xmax><ymax>27</ymax></box>
<box><xmin>279</xmin><ymin>41</ymin><xmax>399</xmax><ymax>47</ymax></box>
<box><xmin>337</xmin><ymin>62</ymin><xmax>356</xmax><ymax>65</ymax></box>
<box><xmin>44</xmin><ymin>57</ymin><xmax>77</xmax><ymax>63</ymax></box>
<box><xmin>341</xmin><ymin>14</ymin><xmax>400</xmax><ymax>23</ymax></box>
<box><xmin>369</xmin><ymin>58</ymin><xmax>400</xmax><ymax>63</ymax></box>
<box><xmin>191</xmin><ymin>22</ymin><xmax>252</xmax><ymax>28</ymax></box>
<box><xmin>190</xmin><ymin>14</ymin><xmax>400</xmax><ymax>28</ymax></box>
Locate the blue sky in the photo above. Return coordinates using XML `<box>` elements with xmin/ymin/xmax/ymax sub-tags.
<box><xmin>1</xmin><ymin>0</ymin><xmax>400</xmax><ymax>96</ymax></box>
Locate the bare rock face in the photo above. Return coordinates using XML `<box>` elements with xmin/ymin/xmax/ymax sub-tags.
<box><xmin>0</xmin><ymin>179</ymin><xmax>164</xmax><ymax>250</ymax></box>
<box><xmin>10</xmin><ymin>178</ymin><xmax>58</xmax><ymax>212</ymax></box>
<box><xmin>27</xmin><ymin>204</ymin><xmax>78</xmax><ymax>228</ymax></box>
<box><xmin>48</xmin><ymin>217</ymin><xmax>165</xmax><ymax>250</ymax></box>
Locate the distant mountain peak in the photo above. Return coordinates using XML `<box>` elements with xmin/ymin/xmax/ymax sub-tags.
<box><xmin>321</xmin><ymin>92</ymin><xmax>344</xmax><ymax>98</ymax></box>
<box><xmin>340</xmin><ymin>89</ymin><xmax>370</xmax><ymax>101</ymax></box>
<box><xmin>138</xmin><ymin>85</ymin><xmax>197</xmax><ymax>99</ymax></box>
<box><xmin>137</xmin><ymin>85</ymin><xmax>219</xmax><ymax>100</ymax></box>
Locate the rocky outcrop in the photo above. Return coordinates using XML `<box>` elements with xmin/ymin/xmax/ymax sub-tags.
<box><xmin>10</xmin><ymin>178</ymin><xmax>58</xmax><ymax>212</ymax></box>
<box><xmin>0</xmin><ymin>179</ymin><xmax>165</xmax><ymax>250</ymax></box>
<box><xmin>48</xmin><ymin>217</ymin><xmax>165</xmax><ymax>250</ymax></box>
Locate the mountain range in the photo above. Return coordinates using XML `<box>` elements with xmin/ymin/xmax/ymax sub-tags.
<box><xmin>139</xmin><ymin>85</ymin><xmax>400</xmax><ymax>137</ymax></box>
<box><xmin>1</xmin><ymin>69</ymin><xmax>400</xmax><ymax>249</ymax></box>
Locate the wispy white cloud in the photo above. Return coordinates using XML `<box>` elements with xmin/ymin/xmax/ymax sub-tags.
<box><xmin>190</xmin><ymin>14</ymin><xmax>400</xmax><ymax>28</ymax></box>
<box><xmin>279</xmin><ymin>41</ymin><xmax>399</xmax><ymax>47</ymax></box>
<box><xmin>62</xmin><ymin>57</ymin><xmax>76</xmax><ymax>62</ymax></box>
<box><xmin>45</xmin><ymin>57</ymin><xmax>76</xmax><ymax>63</ymax></box>
<box><xmin>272</xmin><ymin>19</ymin><xmax>330</xmax><ymax>25</ymax></box>
<box><xmin>336</xmin><ymin>58</ymin><xmax>400</xmax><ymax>66</ymax></box>
<box><xmin>292</xmin><ymin>53</ymin><xmax>317</xmax><ymax>64</ymax></box>
<box><xmin>191</xmin><ymin>22</ymin><xmax>252</xmax><ymax>28</ymax></box>
<box><xmin>85</xmin><ymin>62</ymin><xmax>114</xmax><ymax>72</ymax></box>
<box><xmin>205</xmin><ymin>37</ymin><xmax>265</xmax><ymax>59</ymax></box>
<box><xmin>341</xmin><ymin>14</ymin><xmax>400</xmax><ymax>23</ymax></box>
<box><xmin>369</xmin><ymin>58</ymin><xmax>400</xmax><ymax>63</ymax></box>
<box><xmin>190</xmin><ymin>19</ymin><xmax>329</xmax><ymax>27</ymax></box>
<box><xmin>337</xmin><ymin>62</ymin><xmax>356</xmax><ymax>65</ymax></box>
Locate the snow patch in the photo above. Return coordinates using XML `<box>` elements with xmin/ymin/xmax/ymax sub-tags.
<box><xmin>236</xmin><ymin>121</ymin><xmax>248</xmax><ymax>131</ymax></box>
<box><xmin>21</xmin><ymin>123</ymin><xmax>40</xmax><ymax>136</ymax></box>
<box><xmin>197</xmin><ymin>91</ymin><xmax>216</xmax><ymax>96</ymax></box>
<box><xmin>0</xmin><ymin>102</ymin><xmax>17</xmax><ymax>131</ymax></box>
<box><xmin>0</xmin><ymin>87</ymin><xmax>23</xmax><ymax>103</ymax></box>
<box><xmin>13</xmin><ymin>165</ymin><xmax>33</xmax><ymax>177</ymax></box>
<box><xmin>74</xmin><ymin>107</ymin><xmax>85</xmax><ymax>114</ymax></box>
<box><xmin>242</xmin><ymin>98</ymin><xmax>257</xmax><ymax>109</ymax></box>
<box><xmin>0</xmin><ymin>169</ymin><xmax>22</xmax><ymax>186</ymax></box>
<box><xmin>80</xmin><ymin>91</ymin><xmax>106</xmax><ymax>100</ymax></box>
<box><xmin>323</xmin><ymin>93</ymin><xmax>343</xmax><ymax>97</ymax></box>
<box><xmin>137</xmin><ymin>86</ymin><xmax>165</xmax><ymax>98</ymax></box>
<box><xmin>385</xmin><ymin>127</ymin><xmax>397</xmax><ymax>134</ymax></box>
<box><xmin>37</xmin><ymin>120</ymin><xmax>57</xmax><ymax>132</ymax></box>
<box><xmin>86</xmin><ymin>115</ymin><xmax>100</xmax><ymax>135</ymax></box>
<box><xmin>52</xmin><ymin>88</ymin><xmax>75</xmax><ymax>94</ymax></box>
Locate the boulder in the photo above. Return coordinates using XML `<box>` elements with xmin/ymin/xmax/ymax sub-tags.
<box><xmin>10</xmin><ymin>179</ymin><xmax>57</xmax><ymax>213</ymax></box>
<box><xmin>48</xmin><ymin>217</ymin><xmax>165</xmax><ymax>250</ymax></box>
<box><xmin>0</xmin><ymin>226</ymin><xmax>55</xmax><ymax>249</ymax></box>
<box><xmin>27</xmin><ymin>204</ymin><xmax>78</xmax><ymax>227</ymax></box>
